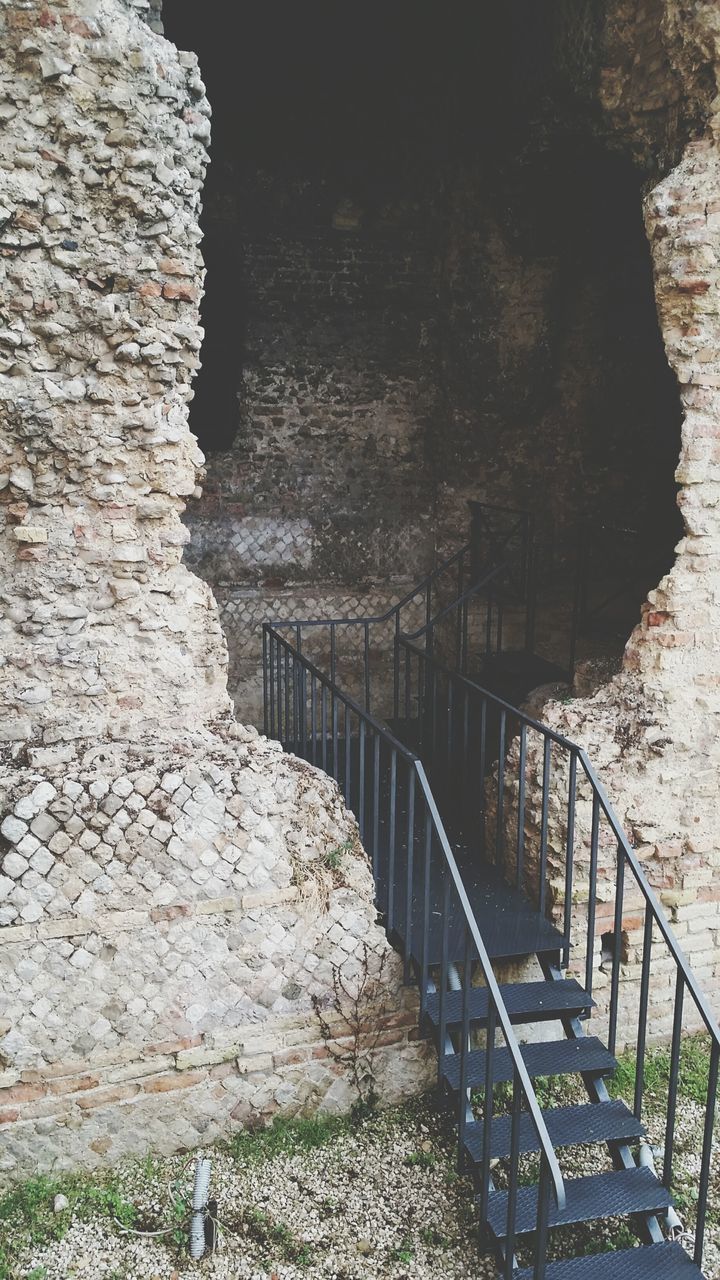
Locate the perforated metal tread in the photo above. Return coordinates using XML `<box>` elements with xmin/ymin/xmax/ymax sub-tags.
<box><xmin>484</xmin><ymin>1167</ymin><xmax>672</xmax><ymax>1239</ymax></box>
<box><xmin>514</xmin><ymin>1242</ymin><xmax>703</xmax><ymax>1280</ymax></box>
<box><xmin>425</xmin><ymin>979</ymin><xmax>593</xmax><ymax>1033</ymax></box>
<box><xmin>442</xmin><ymin>1036</ymin><xmax>615</xmax><ymax>1092</ymax></box>
<box><xmin>463</xmin><ymin>1099</ymin><xmax>644</xmax><ymax>1163</ymax></box>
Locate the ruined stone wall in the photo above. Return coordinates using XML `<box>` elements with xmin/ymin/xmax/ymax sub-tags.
<box><xmin>518</xmin><ymin>1</ymin><xmax>720</xmax><ymax>1041</ymax></box>
<box><xmin>0</xmin><ymin>0</ymin><xmax>431</xmax><ymax>1179</ymax></box>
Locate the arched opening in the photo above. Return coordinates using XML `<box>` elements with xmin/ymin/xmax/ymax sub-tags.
<box><xmin>162</xmin><ymin>0</ymin><xmax>683</xmax><ymax>722</ymax></box>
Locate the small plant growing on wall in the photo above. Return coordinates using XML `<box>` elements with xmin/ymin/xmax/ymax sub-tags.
<box><xmin>311</xmin><ymin>941</ymin><xmax>392</xmax><ymax>1116</ymax></box>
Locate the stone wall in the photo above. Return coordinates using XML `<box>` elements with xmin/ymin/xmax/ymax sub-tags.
<box><xmin>523</xmin><ymin>1</ymin><xmax>720</xmax><ymax>1042</ymax></box>
<box><xmin>183</xmin><ymin>199</ymin><xmax>439</xmax><ymax>723</ymax></box>
<box><xmin>0</xmin><ymin>0</ymin><xmax>431</xmax><ymax>1180</ymax></box>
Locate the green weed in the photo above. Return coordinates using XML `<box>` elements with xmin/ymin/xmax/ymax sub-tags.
<box><xmin>225</xmin><ymin>1111</ymin><xmax>349</xmax><ymax>1165</ymax></box>
<box><xmin>0</xmin><ymin>1173</ymin><xmax>137</xmax><ymax>1280</ymax></box>
<box><xmin>609</xmin><ymin>1034</ymin><xmax>713</xmax><ymax>1108</ymax></box>
<box><xmin>323</xmin><ymin>838</ymin><xmax>353</xmax><ymax>872</ymax></box>
<box><xmin>404</xmin><ymin>1150</ymin><xmax>436</xmax><ymax>1169</ymax></box>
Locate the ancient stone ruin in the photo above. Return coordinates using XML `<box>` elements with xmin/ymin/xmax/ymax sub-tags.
<box><xmin>1</xmin><ymin>0</ymin><xmax>720</xmax><ymax>1189</ymax></box>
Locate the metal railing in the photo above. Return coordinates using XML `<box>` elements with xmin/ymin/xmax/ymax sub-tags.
<box><xmin>264</xmin><ymin>518</ymin><xmax>720</xmax><ymax>1271</ymax></box>
<box><xmin>263</xmin><ymin>621</ymin><xmax>566</xmax><ymax>1276</ymax></box>
<box><xmin>397</xmin><ymin>636</ymin><xmax>720</xmax><ymax>1270</ymax></box>
<box><xmin>268</xmin><ymin>559</ymin><xmax>522</xmax><ymax>731</ymax></box>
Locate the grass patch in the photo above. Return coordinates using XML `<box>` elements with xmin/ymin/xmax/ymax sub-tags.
<box><xmin>224</xmin><ymin>1111</ymin><xmax>351</xmax><ymax>1165</ymax></box>
<box><xmin>608</xmin><ymin>1034</ymin><xmax>714</xmax><ymax>1108</ymax></box>
<box><xmin>323</xmin><ymin>838</ymin><xmax>353</xmax><ymax>872</ymax></box>
<box><xmin>404</xmin><ymin>1150</ymin><xmax>436</xmax><ymax>1169</ymax></box>
<box><xmin>0</xmin><ymin>1173</ymin><xmax>137</xmax><ymax>1280</ymax></box>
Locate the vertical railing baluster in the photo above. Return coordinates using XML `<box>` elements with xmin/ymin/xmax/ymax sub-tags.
<box><xmin>403</xmin><ymin>766</ymin><xmax>416</xmax><ymax>985</ymax></box>
<box><xmin>585</xmin><ymin>792</ymin><xmax>600</xmax><ymax>1001</ymax></box>
<box><xmin>393</xmin><ymin>610</ymin><xmax>401</xmax><ymax>720</ymax></box>
<box><xmin>276</xmin><ymin>636</ymin><xmax>283</xmax><ymax>744</ymax></box>
<box><xmin>496</xmin><ymin>708</ymin><xmax>506</xmax><ymax>867</ymax></box>
<box><xmin>268</xmin><ymin>633</ymin><xmax>276</xmax><ymax>739</ymax></box>
<box><xmin>438</xmin><ymin>872</ymin><xmax>451</xmax><ymax>1090</ymax></box>
<box><xmin>310</xmin><ymin>672</ymin><xmax>317</xmax><ymax>765</ymax></box>
<box><xmin>404</xmin><ymin>643</ymin><xmax>411</xmax><ymax>720</ymax></box>
<box><xmin>298</xmin><ymin>666</ymin><xmax>308</xmax><ymax>759</ymax></box>
<box><xmin>462</xmin><ymin>687</ymin><xmax>470</xmax><ymax>825</ymax></box>
<box><xmin>608</xmin><ymin>841</ymin><xmax>625</xmax><ymax>1057</ymax></box>
<box><xmin>262</xmin><ymin>627</ymin><xmax>269</xmax><ymax>737</ymax></box>
<box><xmin>321</xmin><ymin>683</ymin><xmax>327</xmax><ymax>773</ymax></box>
<box><xmin>458</xmin><ymin>927</ymin><xmax>474</xmax><ymax>1173</ymax></box>
<box><xmin>363</xmin><ymin>621</ymin><xmax>370</xmax><ymax>713</ymax></box>
<box><xmin>479</xmin><ymin>696</ymin><xmax>487</xmax><ymax>860</ymax></box>
<box><xmin>663</xmin><ymin>970</ymin><xmax>685</xmax><ymax>1192</ymax></box>
<box><xmin>563</xmin><ymin>751</ymin><xmax>576</xmax><ymax>968</ymax></box>
<box><xmin>538</xmin><ymin>736</ymin><xmax>551</xmax><ymax>915</ymax></box>
<box><xmin>344</xmin><ymin>702</ymin><xmax>351</xmax><ymax>806</ymax></box>
<box><xmin>330</xmin><ymin>622</ymin><xmax>336</xmax><ymax>686</ymax></box>
<box><xmin>695</xmin><ymin>1038</ymin><xmax>719</xmax><ymax>1268</ymax></box>
<box><xmin>419</xmin><ymin>811</ymin><xmax>432</xmax><ymax>1022</ymax></box>
<box><xmin>358</xmin><ymin>719</ymin><xmax>366</xmax><ymax>844</ymax></box>
<box><xmin>372</xmin><ymin>734</ymin><xmax>381</xmax><ymax>887</ymax></box>
<box><xmin>388</xmin><ymin>748</ymin><xmax>397</xmax><ymax>933</ymax></box>
<box><xmin>479</xmin><ymin>999</ymin><xmax>495</xmax><ymax>1214</ymax></box>
<box><xmin>634</xmin><ymin>902</ymin><xmax>653</xmax><ymax>1122</ymax></box>
<box><xmin>284</xmin><ymin>647</ymin><xmax>290</xmax><ymax>749</ymax></box>
<box><xmin>504</xmin><ymin>1072</ymin><xmax>522</xmax><ymax>1280</ymax></box>
<box><xmin>516</xmin><ymin>723</ymin><xmax>527</xmax><ymax>891</ymax></box>
<box><xmin>533</xmin><ymin>1153</ymin><xmax>552</xmax><ymax>1280</ymax></box>
<box><xmin>331</xmin><ymin>685</ymin><xmax>339</xmax><ymax>779</ymax></box>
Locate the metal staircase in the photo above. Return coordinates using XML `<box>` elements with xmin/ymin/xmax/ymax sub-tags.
<box><xmin>262</xmin><ymin>512</ymin><xmax>719</xmax><ymax>1280</ymax></box>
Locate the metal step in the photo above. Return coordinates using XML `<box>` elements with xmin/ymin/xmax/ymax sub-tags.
<box><xmin>442</xmin><ymin>1036</ymin><xmax>615</xmax><ymax>1092</ymax></box>
<box><xmin>514</xmin><ymin>1241</ymin><xmax>703</xmax><ymax>1280</ymax></box>
<box><xmin>484</xmin><ymin>1167</ymin><xmax>672</xmax><ymax>1240</ymax></box>
<box><xmin>425</xmin><ymin>979</ymin><xmax>593</xmax><ymax>1034</ymax></box>
<box><xmin>463</xmin><ymin>1099</ymin><xmax>644</xmax><ymax>1163</ymax></box>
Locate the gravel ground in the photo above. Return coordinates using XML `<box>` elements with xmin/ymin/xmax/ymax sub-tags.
<box><xmin>10</xmin><ymin>1099</ymin><xmax>494</xmax><ymax>1280</ymax></box>
<box><xmin>7</xmin><ymin>1078</ymin><xmax>719</xmax><ymax>1280</ymax></box>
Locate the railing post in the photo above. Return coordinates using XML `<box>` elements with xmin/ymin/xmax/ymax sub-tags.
<box><xmin>262</xmin><ymin>626</ymin><xmax>269</xmax><ymax>737</ymax></box>
<box><xmin>607</xmin><ymin>840</ymin><xmax>625</xmax><ymax>1057</ymax></box>
<box><xmin>504</xmin><ymin>1073</ymin><xmax>522</xmax><ymax>1280</ymax></box>
<box><xmin>634</xmin><ymin>902</ymin><xmax>653</xmax><ymax>1122</ymax></box>
<box><xmin>478</xmin><ymin>999</ymin><xmax>495</xmax><ymax>1215</ymax></box>
<box><xmin>393</xmin><ymin>610</ymin><xmax>401</xmax><ymax>721</ymax></box>
<box><xmin>563</xmin><ymin>751</ymin><xmax>576</xmax><ymax>968</ymax></box>
<box><xmin>533</xmin><ymin>1153</ymin><xmax>552</xmax><ymax>1280</ymax></box>
<box><xmin>695</xmin><ymin>1038</ymin><xmax>719</xmax><ymax>1268</ymax></box>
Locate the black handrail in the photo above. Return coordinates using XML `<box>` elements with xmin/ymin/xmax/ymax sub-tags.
<box><xmin>263</xmin><ymin>620</ymin><xmax>567</xmax><ymax>1262</ymax></box>
<box><xmin>397</xmin><ymin>634</ymin><xmax>720</xmax><ymax>1269</ymax></box>
<box><xmin>264</xmin><ymin>523</ymin><xmax>720</xmax><ymax>1271</ymax></box>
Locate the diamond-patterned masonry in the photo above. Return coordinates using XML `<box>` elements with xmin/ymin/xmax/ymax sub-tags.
<box><xmin>0</xmin><ymin>728</ymin><xmax>432</xmax><ymax>1178</ymax></box>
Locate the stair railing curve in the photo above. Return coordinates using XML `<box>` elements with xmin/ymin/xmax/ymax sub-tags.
<box><xmin>396</xmin><ymin>634</ymin><xmax>720</xmax><ymax>1272</ymax></box>
<box><xmin>263</xmin><ymin>620</ymin><xmax>567</xmax><ymax>1273</ymax></box>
